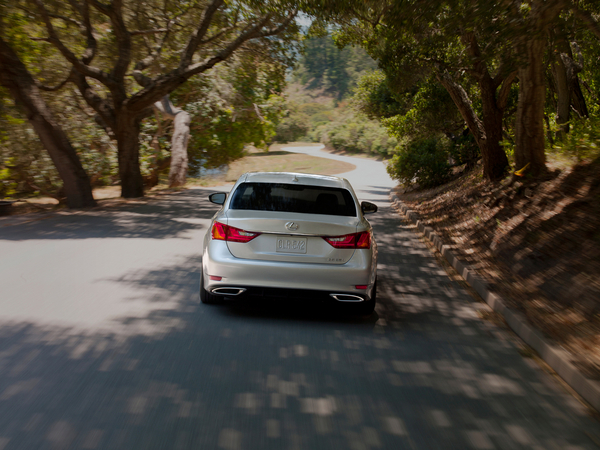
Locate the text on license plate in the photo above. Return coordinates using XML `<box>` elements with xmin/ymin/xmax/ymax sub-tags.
<box><xmin>276</xmin><ymin>237</ymin><xmax>307</xmax><ymax>254</ymax></box>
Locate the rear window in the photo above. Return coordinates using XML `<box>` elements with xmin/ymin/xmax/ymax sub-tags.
<box><xmin>229</xmin><ymin>182</ymin><xmax>357</xmax><ymax>217</ymax></box>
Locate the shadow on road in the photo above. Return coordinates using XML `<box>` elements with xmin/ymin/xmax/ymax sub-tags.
<box><xmin>1</xmin><ymin>205</ymin><xmax>599</xmax><ymax>449</ymax></box>
<box><xmin>0</xmin><ymin>189</ymin><xmax>221</xmax><ymax>241</ymax></box>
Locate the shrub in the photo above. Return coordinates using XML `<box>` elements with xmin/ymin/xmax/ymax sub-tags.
<box><xmin>553</xmin><ymin>115</ymin><xmax>600</xmax><ymax>162</ymax></box>
<box><xmin>274</xmin><ymin>113</ymin><xmax>311</xmax><ymax>142</ymax></box>
<box><xmin>322</xmin><ymin>119</ymin><xmax>397</xmax><ymax>157</ymax></box>
<box><xmin>448</xmin><ymin>133</ymin><xmax>480</xmax><ymax>167</ymax></box>
<box><xmin>386</xmin><ymin>138</ymin><xmax>451</xmax><ymax>188</ymax></box>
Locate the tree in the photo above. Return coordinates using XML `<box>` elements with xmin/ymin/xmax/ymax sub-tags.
<box><xmin>512</xmin><ymin>0</ymin><xmax>567</xmax><ymax>176</ymax></box>
<box><xmin>352</xmin><ymin>70</ymin><xmax>465</xmax><ymax>143</ymax></box>
<box><xmin>308</xmin><ymin>1</ymin><xmax>513</xmax><ymax>181</ymax></box>
<box><xmin>293</xmin><ymin>33</ymin><xmax>375</xmax><ymax>100</ymax></box>
<box><xmin>547</xmin><ymin>1</ymin><xmax>600</xmax><ymax>139</ymax></box>
<box><xmin>0</xmin><ymin>34</ymin><xmax>96</xmax><ymax>208</ymax></box>
<box><xmin>178</xmin><ymin>50</ymin><xmax>290</xmax><ymax>172</ymax></box>
<box><xmin>31</xmin><ymin>0</ymin><xmax>299</xmax><ymax>198</ymax></box>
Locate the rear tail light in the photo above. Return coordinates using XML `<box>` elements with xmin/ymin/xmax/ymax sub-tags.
<box><xmin>211</xmin><ymin>222</ymin><xmax>261</xmax><ymax>243</ymax></box>
<box><xmin>323</xmin><ymin>231</ymin><xmax>371</xmax><ymax>249</ymax></box>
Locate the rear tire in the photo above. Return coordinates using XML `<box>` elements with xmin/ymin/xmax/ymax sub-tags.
<box><xmin>356</xmin><ymin>279</ymin><xmax>377</xmax><ymax>316</ymax></box>
<box><xmin>200</xmin><ymin>270</ymin><xmax>219</xmax><ymax>304</ymax></box>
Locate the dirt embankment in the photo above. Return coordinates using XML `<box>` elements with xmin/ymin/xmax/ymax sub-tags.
<box><xmin>397</xmin><ymin>158</ymin><xmax>600</xmax><ymax>378</ymax></box>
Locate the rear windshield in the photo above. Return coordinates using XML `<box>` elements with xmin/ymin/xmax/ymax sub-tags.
<box><xmin>229</xmin><ymin>182</ymin><xmax>357</xmax><ymax>217</ymax></box>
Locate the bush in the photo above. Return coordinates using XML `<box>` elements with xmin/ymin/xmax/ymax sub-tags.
<box><xmin>386</xmin><ymin>138</ymin><xmax>451</xmax><ymax>188</ymax></box>
<box><xmin>274</xmin><ymin>113</ymin><xmax>311</xmax><ymax>142</ymax></box>
<box><xmin>553</xmin><ymin>115</ymin><xmax>600</xmax><ymax>162</ymax></box>
<box><xmin>448</xmin><ymin>133</ymin><xmax>480</xmax><ymax>167</ymax></box>
<box><xmin>322</xmin><ymin>119</ymin><xmax>397</xmax><ymax>157</ymax></box>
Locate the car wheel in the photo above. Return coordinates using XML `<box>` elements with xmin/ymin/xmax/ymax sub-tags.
<box><xmin>200</xmin><ymin>270</ymin><xmax>219</xmax><ymax>304</ymax></box>
<box><xmin>356</xmin><ymin>279</ymin><xmax>377</xmax><ymax>315</ymax></box>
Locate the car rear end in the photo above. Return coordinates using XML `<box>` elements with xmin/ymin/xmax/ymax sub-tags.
<box><xmin>202</xmin><ymin>173</ymin><xmax>377</xmax><ymax>305</ymax></box>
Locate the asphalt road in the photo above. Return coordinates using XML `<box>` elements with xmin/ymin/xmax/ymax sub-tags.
<box><xmin>0</xmin><ymin>145</ymin><xmax>599</xmax><ymax>449</ymax></box>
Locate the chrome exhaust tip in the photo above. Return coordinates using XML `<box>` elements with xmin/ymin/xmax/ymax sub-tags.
<box><xmin>330</xmin><ymin>294</ymin><xmax>365</xmax><ymax>302</ymax></box>
<box><xmin>211</xmin><ymin>287</ymin><xmax>247</xmax><ymax>296</ymax></box>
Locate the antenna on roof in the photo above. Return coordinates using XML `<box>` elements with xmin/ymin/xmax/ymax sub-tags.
<box><xmin>292</xmin><ymin>175</ymin><xmax>299</xmax><ymax>182</ymax></box>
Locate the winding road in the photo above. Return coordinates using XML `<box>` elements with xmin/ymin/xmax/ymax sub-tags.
<box><xmin>0</xmin><ymin>144</ymin><xmax>599</xmax><ymax>449</ymax></box>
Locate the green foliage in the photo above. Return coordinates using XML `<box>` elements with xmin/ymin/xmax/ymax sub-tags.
<box><xmin>177</xmin><ymin>55</ymin><xmax>289</xmax><ymax>173</ymax></box>
<box><xmin>294</xmin><ymin>33</ymin><xmax>376</xmax><ymax>100</ymax></box>
<box><xmin>318</xmin><ymin>118</ymin><xmax>398</xmax><ymax>157</ymax></box>
<box><xmin>0</xmin><ymin>87</ymin><xmax>61</xmax><ymax>198</ymax></box>
<box><xmin>352</xmin><ymin>69</ymin><xmax>466</xmax><ymax>145</ymax></box>
<box><xmin>275</xmin><ymin>112</ymin><xmax>311</xmax><ymax>142</ymax></box>
<box><xmin>0</xmin><ymin>160</ymin><xmax>18</xmax><ymax>198</ymax></box>
<box><xmin>552</xmin><ymin>115</ymin><xmax>600</xmax><ymax>162</ymax></box>
<box><xmin>278</xmin><ymin>37</ymin><xmax>396</xmax><ymax>157</ymax></box>
<box><xmin>1</xmin><ymin>0</ymin><xmax>303</xmax><ymax>195</ymax></box>
<box><xmin>351</xmin><ymin>71</ymin><xmax>404</xmax><ymax>120</ymax></box>
<box><xmin>447</xmin><ymin>133</ymin><xmax>480</xmax><ymax>167</ymax></box>
<box><xmin>386</xmin><ymin>138</ymin><xmax>451</xmax><ymax>188</ymax></box>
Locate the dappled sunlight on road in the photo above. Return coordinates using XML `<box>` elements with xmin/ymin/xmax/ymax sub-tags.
<box><xmin>0</xmin><ymin>290</ymin><xmax>596</xmax><ymax>449</ymax></box>
<box><xmin>1</xmin><ymin>211</ymin><xmax>598</xmax><ymax>449</ymax></box>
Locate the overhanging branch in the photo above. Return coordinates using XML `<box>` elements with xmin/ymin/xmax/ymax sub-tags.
<box><xmin>37</xmin><ymin>70</ymin><xmax>74</xmax><ymax>92</ymax></box>
<box><xmin>33</xmin><ymin>0</ymin><xmax>109</xmax><ymax>85</ymax></box>
<box><xmin>180</xmin><ymin>0</ymin><xmax>225</xmax><ymax>69</ymax></box>
<box><xmin>571</xmin><ymin>4</ymin><xmax>600</xmax><ymax>40</ymax></box>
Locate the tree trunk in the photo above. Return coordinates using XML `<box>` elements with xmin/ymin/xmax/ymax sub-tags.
<box><xmin>514</xmin><ymin>0</ymin><xmax>566</xmax><ymax>177</ymax></box>
<box><xmin>550</xmin><ymin>43</ymin><xmax>571</xmax><ymax>137</ymax></box>
<box><xmin>115</xmin><ymin>113</ymin><xmax>145</xmax><ymax>198</ymax></box>
<box><xmin>479</xmin><ymin>76</ymin><xmax>510</xmax><ymax>181</ymax></box>
<box><xmin>0</xmin><ymin>37</ymin><xmax>96</xmax><ymax>208</ymax></box>
<box><xmin>153</xmin><ymin>96</ymin><xmax>190</xmax><ymax>188</ymax></box>
<box><xmin>550</xmin><ymin>31</ymin><xmax>588</xmax><ymax>138</ymax></box>
<box><xmin>566</xmin><ymin>42</ymin><xmax>589</xmax><ymax>119</ymax></box>
<box><xmin>169</xmin><ymin>111</ymin><xmax>191</xmax><ymax>187</ymax></box>
<box><xmin>459</xmin><ymin>32</ymin><xmax>511</xmax><ymax>181</ymax></box>
<box><xmin>515</xmin><ymin>37</ymin><xmax>548</xmax><ymax>176</ymax></box>
<box><xmin>436</xmin><ymin>71</ymin><xmax>504</xmax><ymax>179</ymax></box>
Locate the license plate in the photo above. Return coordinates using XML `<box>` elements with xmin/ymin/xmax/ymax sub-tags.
<box><xmin>276</xmin><ymin>237</ymin><xmax>307</xmax><ymax>254</ymax></box>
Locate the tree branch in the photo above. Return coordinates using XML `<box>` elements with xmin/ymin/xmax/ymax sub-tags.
<box><xmin>17</xmin><ymin>4</ymin><xmax>83</xmax><ymax>30</ymax></box>
<box><xmin>497</xmin><ymin>70</ymin><xmax>517</xmax><ymax>110</ymax></box>
<box><xmin>131</xmin><ymin>28</ymin><xmax>168</xmax><ymax>36</ymax></box>
<box><xmin>199</xmin><ymin>26</ymin><xmax>236</xmax><ymax>45</ymax></box>
<box><xmin>256</xmin><ymin>11</ymin><xmax>297</xmax><ymax>38</ymax></box>
<box><xmin>180</xmin><ymin>0</ymin><xmax>225</xmax><ymax>69</ymax></box>
<box><xmin>127</xmin><ymin>12</ymin><xmax>294</xmax><ymax>112</ymax></box>
<box><xmin>71</xmin><ymin>72</ymin><xmax>116</xmax><ymax>133</ymax></box>
<box><xmin>571</xmin><ymin>4</ymin><xmax>600</xmax><ymax>40</ymax></box>
<box><xmin>66</xmin><ymin>0</ymin><xmax>98</xmax><ymax>64</ymax></box>
<box><xmin>89</xmin><ymin>0</ymin><xmax>131</xmax><ymax>84</ymax></box>
<box><xmin>37</xmin><ymin>70</ymin><xmax>74</xmax><ymax>92</ymax></box>
<box><xmin>33</xmin><ymin>0</ymin><xmax>108</xmax><ymax>84</ymax></box>
<box><xmin>132</xmin><ymin>19</ymin><xmax>177</xmax><ymax>87</ymax></box>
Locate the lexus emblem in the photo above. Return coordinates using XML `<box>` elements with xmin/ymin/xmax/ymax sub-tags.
<box><xmin>285</xmin><ymin>222</ymin><xmax>299</xmax><ymax>231</ymax></box>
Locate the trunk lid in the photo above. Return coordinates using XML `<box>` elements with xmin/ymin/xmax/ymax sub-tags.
<box><xmin>223</xmin><ymin>210</ymin><xmax>359</xmax><ymax>264</ymax></box>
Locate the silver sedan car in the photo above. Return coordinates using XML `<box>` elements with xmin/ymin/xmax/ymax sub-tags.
<box><xmin>201</xmin><ymin>172</ymin><xmax>378</xmax><ymax>314</ymax></box>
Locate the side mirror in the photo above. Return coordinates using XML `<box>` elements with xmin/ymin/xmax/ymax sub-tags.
<box><xmin>209</xmin><ymin>192</ymin><xmax>227</xmax><ymax>205</ymax></box>
<box><xmin>361</xmin><ymin>201</ymin><xmax>377</xmax><ymax>215</ymax></box>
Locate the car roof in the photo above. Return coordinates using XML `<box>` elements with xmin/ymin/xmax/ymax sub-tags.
<box><xmin>240</xmin><ymin>172</ymin><xmax>350</xmax><ymax>189</ymax></box>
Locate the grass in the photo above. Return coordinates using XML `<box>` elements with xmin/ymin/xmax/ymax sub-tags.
<box><xmin>225</xmin><ymin>145</ymin><xmax>355</xmax><ymax>182</ymax></box>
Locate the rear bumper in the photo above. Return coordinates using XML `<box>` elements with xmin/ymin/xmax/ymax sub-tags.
<box><xmin>212</xmin><ymin>286</ymin><xmax>367</xmax><ymax>303</ymax></box>
<box><xmin>202</xmin><ymin>241</ymin><xmax>377</xmax><ymax>301</ymax></box>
